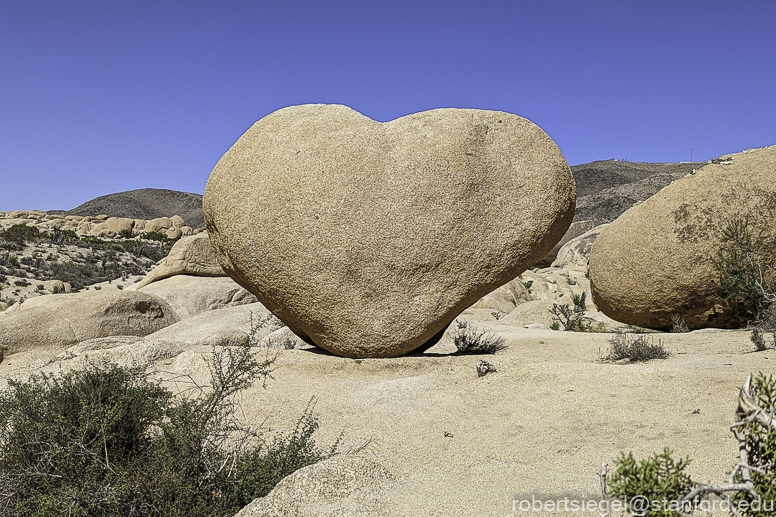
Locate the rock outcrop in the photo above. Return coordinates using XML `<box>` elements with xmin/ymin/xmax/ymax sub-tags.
<box><xmin>536</xmin><ymin>220</ymin><xmax>595</xmax><ymax>267</ymax></box>
<box><xmin>551</xmin><ymin>224</ymin><xmax>609</xmax><ymax>270</ymax></box>
<box><xmin>235</xmin><ymin>456</ymin><xmax>395</xmax><ymax>517</ymax></box>
<box><xmin>589</xmin><ymin>145</ymin><xmax>776</xmax><ymax>329</ymax></box>
<box><xmin>133</xmin><ymin>232</ymin><xmax>225</xmax><ymax>289</ymax></box>
<box><xmin>469</xmin><ymin>278</ymin><xmax>534</xmax><ymax>314</ymax></box>
<box><xmin>139</xmin><ymin>302</ymin><xmax>276</xmax><ymax>348</ymax></box>
<box><xmin>0</xmin><ymin>210</ymin><xmax>199</xmax><ymax>239</ymax></box>
<box><xmin>204</xmin><ymin>104</ymin><xmax>575</xmax><ymax>358</ymax></box>
<box><xmin>0</xmin><ymin>290</ymin><xmax>179</xmax><ymax>353</ymax></box>
<box><xmin>138</xmin><ymin>275</ymin><xmax>257</xmax><ymax>319</ymax></box>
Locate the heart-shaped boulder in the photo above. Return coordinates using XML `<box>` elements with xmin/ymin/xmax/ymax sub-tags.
<box><xmin>204</xmin><ymin>104</ymin><xmax>575</xmax><ymax>357</ymax></box>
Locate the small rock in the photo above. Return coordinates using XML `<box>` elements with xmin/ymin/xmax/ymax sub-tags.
<box><xmin>477</xmin><ymin>359</ymin><xmax>497</xmax><ymax>377</ymax></box>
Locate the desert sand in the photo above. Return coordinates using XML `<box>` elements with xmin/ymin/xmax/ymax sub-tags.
<box><xmin>0</xmin><ymin>312</ymin><xmax>765</xmax><ymax>516</ymax></box>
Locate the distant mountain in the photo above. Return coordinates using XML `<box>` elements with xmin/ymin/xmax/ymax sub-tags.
<box><xmin>51</xmin><ymin>188</ymin><xmax>204</xmax><ymax>228</ymax></box>
<box><xmin>570</xmin><ymin>160</ymin><xmax>707</xmax><ymax>224</ymax></box>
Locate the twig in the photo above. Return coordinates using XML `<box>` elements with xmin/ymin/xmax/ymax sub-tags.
<box><xmin>598</xmin><ymin>463</ymin><xmax>610</xmax><ymax>517</ymax></box>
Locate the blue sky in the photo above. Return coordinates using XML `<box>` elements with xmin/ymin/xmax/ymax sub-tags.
<box><xmin>1</xmin><ymin>0</ymin><xmax>774</xmax><ymax>211</ymax></box>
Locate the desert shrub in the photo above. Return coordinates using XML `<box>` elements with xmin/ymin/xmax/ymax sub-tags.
<box><xmin>607</xmin><ymin>448</ymin><xmax>694</xmax><ymax>517</ymax></box>
<box><xmin>48</xmin><ymin>261</ymin><xmax>98</xmax><ymax>290</ymax></box>
<box><xmin>750</xmin><ymin>305</ymin><xmax>776</xmax><ymax>351</ymax></box>
<box><xmin>0</xmin><ymin>337</ymin><xmax>337</xmax><ymax>516</ymax></box>
<box><xmin>731</xmin><ymin>373</ymin><xmax>776</xmax><ymax>516</ymax></box>
<box><xmin>7</xmin><ymin>255</ymin><xmax>18</xmax><ymax>268</ymax></box>
<box><xmin>604</xmin><ymin>374</ymin><xmax>776</xmax><ymax>516</ymax></box>
<box><xmin>0</xmin><ymin>224</ymin><xmax>40</xmax><ymax>245</ymax></box>
<box><xmin>118</xmin><ymin>229</ymin><xmax>133</xmax><ymax>239</ymax></box>
<box><xmin>549</xmin><ymin>302</ymin><xmax>582</xmax><ymax>330</ymax></box>
<box><xmin>670</xmin><ymin>314</ymin><xmax>690</xmax><ymax>333</ymax></box>
<box><xmin>12</xmin><ymin>279</ymin><xmax>30</xmax><ymax>288</ymax></box>
<box><xmin>143</xmin><ymin>231</ymin><xmax>169</xmax><ymax>243</ymax></box>
<box><xmin>711</xmin><ymin>216</ymin><xmax>776</xmax><ymax>322</ymax></box>
<box><xmin>549</xmin><ymin>294</ymin><xmax>602</xmax><ymax>332</ymax></box>
<box><xmin>48</xmin><ymin>257</ymin><xmax>146</xmax><ymax>290</ymax></box>
<box><xmin>47</xmin><ymin>228</ymin><xmax>79</xmax><ymax>245</ymax></box>
<box><xmin>571</xmin><ymin>292</ymin><xmax>586</xmax><ymax>311</ymax></box>
<box><xmin>601</xmin><ymin>331</ymin><xmax>670</xmax><ymax>362</ymax></box>
<box><xmin>452</xmin><ymin>320</ymin><xmax>508</xmax><ymax>354</ymax></box>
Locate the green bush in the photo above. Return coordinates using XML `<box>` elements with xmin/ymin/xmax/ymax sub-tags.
<box><xmin>607</xmin><ymin>448</ymin><xmax>694</xmax><ymax>517</ymax></box>
<box><xmin>670</xmin><ymin>314</ymin><xmax>690</xmax><ymax>333</ymax></box>
<box><xmin>601</xmin><ymin>331</ymin><xmax>670</xmax><ymax>362</ymax></box>
<box><xmin>59</xmin><ymin>229</ymin><xmax>79</xmax><ymax>241</ymax></box>
<box><xmin>549</xmin><ymin>295</ymin><xmax>604</xmax><ymax>332</ymax></box>
<box><xmin>0</xmin><ymin>338</ymin><xmax>338</xmax><ymax>516</ymax></box>
<box><xmin>605</xmin><ymin>374</ymin><xmax>776</xmax><ymax>516</ymax></box>
<box><xmin>0</xmin><ymin>224</ymin><xmax>40</xmax><ymax>245</ymax></box>
<box><xmin>732</xmin><ymin>373</ymin><xmax>776</xmax><ymax>516</ymax></box>
<box><xmin>571</xmin><ymin>292</ymin><xmax>586</xmax><ymax>311</ymax></box>
<box><xmin>142</xmin><ymin>231</ymin><xmax>169</xmax><ymax>243</ymax></box>
<box><xmin>711</xmin><ymin>216</ymin><xmax>776</xmax><ymax>322</ymax></box>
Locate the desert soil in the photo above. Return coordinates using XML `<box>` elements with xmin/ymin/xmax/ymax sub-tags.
<box><xmin>0</xmin><ymin>313</ymin><xmax>766</xmax><ymax>516</ymax></box>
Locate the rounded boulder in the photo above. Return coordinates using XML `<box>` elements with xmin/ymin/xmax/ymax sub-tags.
<box><xmin>590</xmin><ymin>145</ymin><xmax>776</xmax><ymax>329</ymax></box>
<box><xmin>0</xmin><ymin>290</ymin><xmax>180</xmax><ymax>354</ymax></box>
<box><xmin>204</xmin><ymin>104</ymin><xmax>575</xmax><ymax>357</ymax></box>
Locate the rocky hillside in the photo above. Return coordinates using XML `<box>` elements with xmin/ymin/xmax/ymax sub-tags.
<box><xmin>52</xmin><ymin>188</ymin><xmax>204</xmax><ymax>228</ymax></box>
<box><xmin>571</xmin><ymin>159</ymin><xmax>707</xmax><ymax>223</ymax></box>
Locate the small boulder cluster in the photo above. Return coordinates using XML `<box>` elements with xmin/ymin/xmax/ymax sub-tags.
<box><xmin>0</xmin><ymin>211</ymin><xmax>201</xmax><ymax>240</ymax></box>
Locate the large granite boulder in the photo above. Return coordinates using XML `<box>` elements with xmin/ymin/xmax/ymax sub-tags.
<box><xmin>0</xmin><ymin>290</ymin><xmax>179</xmax><ymax>354</ymax></box>
<box><xmin>89</xmin><ymin>217</ymin><xmax>135</xmax><ymax>238</ymax></box>
<box><xmin>134</xmin><ymin>232</ymin><xmax>225</xmax><ymax>289</ymax></box>
<box><xmin>204</xmin><ymin>104</ymin><xmax>575</xmax><ymax>358</ymax></box>
<box><xmin>589</xmin><ymin>145</ymin><xmax>776</xmax><ymax>329</ymax></box>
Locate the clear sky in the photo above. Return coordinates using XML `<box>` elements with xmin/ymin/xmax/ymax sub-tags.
<box><xmin>1</xmin><ymin>0</ymin><xmax>774</xmax><ymax>211</ymax></box>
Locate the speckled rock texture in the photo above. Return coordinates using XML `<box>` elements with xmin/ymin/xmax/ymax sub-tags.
<box><xmin>590</xmin><ymin>145</ymin><xmax>776</xmax><ymax>330</ymax></box>
<box><xmin>204</xmin><ymin>104</ymin><xmax>575</xmax><ymax>357</ymax></box>
<box><xmin>234</xmin><ymin>455</ymin><xmax>395</xmax><ymax>517</ymax></box>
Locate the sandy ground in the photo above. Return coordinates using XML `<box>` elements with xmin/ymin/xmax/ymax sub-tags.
<box><xmin>2</xmin><ymin>318</ymin><xmax>764</xmax><ymax>516</ymax></box>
